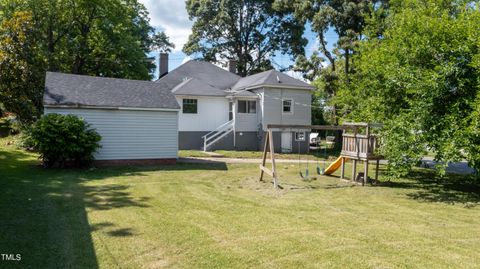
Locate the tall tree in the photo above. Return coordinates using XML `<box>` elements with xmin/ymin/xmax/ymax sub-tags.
<box><xmin>183</xmin><ymin>0</ymin><xmax>308</xmax><ymax>77</ymax></box>
<box><xmin>0</xmin><ymin>0</ymin><xmax>174</xmax><ymax>122</ymax></box>
<box><xmin>0</xmin><ymin>12</ymin><xmax>43</xmax><ymax>122</ymax></box>
<box><xmin>151</xmin><ymin>31</ymin><xmax>175</xmax><ymax>53</ymax></box>
<box><xmin>335</xmin><ymin>0</ymin><xmax>480</xmax><ymax>176</ymax></box>
<box><xmin>275</xmin><ymin>0</ymin><xmax>389</xmax><ymax>124</ymax></box>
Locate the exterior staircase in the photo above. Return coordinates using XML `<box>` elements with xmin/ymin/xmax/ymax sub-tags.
<box><xmin>202</xmin><ymin>120</ymin><xmax>234</xmax><ymax>151</ymax></box>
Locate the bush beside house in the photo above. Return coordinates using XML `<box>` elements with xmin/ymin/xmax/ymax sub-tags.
<box><xmin>27</xmin><ymin>114</ymin><xmax>101</xmax><ymax>168</ymax></box>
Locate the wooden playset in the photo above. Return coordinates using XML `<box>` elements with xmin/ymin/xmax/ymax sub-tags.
<box><xmin>259</xmin><ymin>123</ymin><xmax>383</xmax><ymax>189</ymax></box>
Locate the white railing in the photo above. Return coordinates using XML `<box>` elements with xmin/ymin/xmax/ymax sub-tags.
<box><xmin>202</xmin><ymin>120</ymin><xmax>234</xmax><ymax>151</ymax></box>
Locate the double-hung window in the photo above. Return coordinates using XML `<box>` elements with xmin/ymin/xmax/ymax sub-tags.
<box><xmin>238</xmin><ymin>100</ymin><xmax>256</xmax><ymax>114</ymax></box>
<box><xmin>295</xmin><ymin>132</ymin><xmax>306</xmax><ymax>141</ymax></box>
<box><xmin>283</xmin><ymin>99</ymin><xmax>293</xmax><ymax>114</ymax></box>
<box><xmin>182</xmin><ymin>99</ymin><xmax>197</xmax><ymax>114</ymax></box>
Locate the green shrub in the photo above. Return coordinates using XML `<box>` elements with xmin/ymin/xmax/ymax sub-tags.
<box><xmin>0</xmin><ymin>118</ymin><xmax>10</xmax><ymax>137</ymax></box>
<box><xmin>28</xmin><ymin>114</ymin><xmax>101</xmax><ymax>168</ymax></box>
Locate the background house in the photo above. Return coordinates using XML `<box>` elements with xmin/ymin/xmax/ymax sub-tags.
<box><xmin>43</xmin><ymin>72</ymin><xmax>180</xmax><ymax>164</ymax></box>
<box><xmin>158</xmin><ymin>54</ymin><xmax>314</xmax><ymax>153</ymax></box>
<box><xmin>42</xmin><ymin>55</ymin><xmax>314</xmax><ymax>161</ymax></box>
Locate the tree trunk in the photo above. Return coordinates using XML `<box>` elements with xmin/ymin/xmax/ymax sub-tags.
<box><xmin>332</xmin><ymin>104</ymin><xmax>339</xmax><ymax>126</ymax></box>
<box><xmin>319</xmin><ymin>32</ymin><xmax>335</xmax><ymax>71</ymax></box>
<box><xmin>345</xmin><ymin>48</ymin><xmax>350</xmax><ymax>82</ymax></box>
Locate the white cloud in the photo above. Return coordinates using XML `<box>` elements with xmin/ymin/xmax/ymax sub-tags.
<box><xmin>139</xmin><ymin>0</ymin><xmax>193</xmax><ymax>52</ymax></box>
<box><xmin>285</xmin><ymin>70</ymin><xmax>309</xmax><ymax>82</ymax></box>
<box><xmin>307</xmin><ymin>38</ymin><xmax>320</xmax><ymax>55</ymax></box>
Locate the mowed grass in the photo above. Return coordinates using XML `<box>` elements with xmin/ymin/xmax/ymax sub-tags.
<box><xmin>179</xmin><ymin>148</ymin><xmax>340</xmax><ymax>160</ymax></box>
<box><xmin>1</xmin><ymin>138</ymin><xmax>480</xmax><ymax>268</ymax></box>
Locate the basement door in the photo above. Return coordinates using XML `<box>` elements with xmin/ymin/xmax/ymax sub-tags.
<box><xmin>281</xmin><ymin>132</ymin><xmax>292</xmax><ymax>153</ymax></box>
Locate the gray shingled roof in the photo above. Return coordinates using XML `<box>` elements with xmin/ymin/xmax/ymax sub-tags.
<box><xmin>44</xmin><ymin>72</ymin><xmax>180</xmax><ymax>109</ymax></box>
<box><xmin>157</xmin><ymin>60</ymin><xmax>240</xmax><ymax>90</ymax></box>
<box><xmin>172</xmin><ymin>78</ymin><xmax>227</xmax><ymax>96</ymax></box>
<box><xmin>232</xmin><ymin>70</ymin><xmax>314</xmax><ymax>91</ymax></box>
<box><xmin>159</xmin><ymin>60</ymin><xmax>313</xmax><ymax>98</ymax></box>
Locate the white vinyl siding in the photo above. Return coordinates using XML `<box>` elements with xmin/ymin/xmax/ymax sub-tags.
<box><xmin>235</xmin><ymin>99</ymin><xmax>259</xmax><ymax>132</ymax></box>
<box><xmin>261</xmin><ymin>88</ymin><xmax>311</xmax><ymax>131</ymax></box>
<box><xmin>176</xmin><ymin>96</ymin><xmax>229</xmax><ymax>131</ymax></box>
<box><xmin>44</xmin><ymin>108</ymin><xmax>178</xmax><ymax>160</ymax></box>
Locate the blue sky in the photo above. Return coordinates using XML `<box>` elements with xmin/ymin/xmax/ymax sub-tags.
<box><xmin>139</xmin><ymin>0</ymin><xmax>338</xmax><ymax>79</ymax></box>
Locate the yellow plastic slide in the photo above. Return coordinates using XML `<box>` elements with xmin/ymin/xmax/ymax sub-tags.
<box><xmin>323</xmin><ymin>156</ymin><xmax>348</xmax><ymax>175</ymax></box>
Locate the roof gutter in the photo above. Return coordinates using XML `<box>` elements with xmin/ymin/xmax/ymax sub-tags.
<box><xmin>44</xmin><ymin>104</ymin><xmax>181</xmax><ymax>112</ymax></box>
<box><xmin>238</xmin><ymin>84</ymin><xmax>316</xmax><ymax>91</ymax></box>
<box><xmin>173</xmin><ymin>94</ymin><xmax>227</xmax><ymax>98</ymax></box>
<box><xmin>225</xmin><ymin>95</ymin><xmax>259</xmax><ymax>99</ymax></box>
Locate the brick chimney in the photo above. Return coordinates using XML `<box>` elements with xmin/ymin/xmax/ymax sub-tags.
<box><xmin>228</xmin><ymin>59</ymin><xmax>237</xmax><ymax>74</ymax></box>
<box><xmin>159</xmin><ymin>53</ymin><xmax>169</xmax><ymax>78</ymax></box>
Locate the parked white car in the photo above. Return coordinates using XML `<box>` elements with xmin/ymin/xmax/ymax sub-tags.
<box><xmin>310</xmin><ymin>133</ymin><xmax>319</xmax><ymax>146</ymax></box>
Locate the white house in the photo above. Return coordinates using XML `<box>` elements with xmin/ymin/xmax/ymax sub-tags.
<box><xmin>42</xmin><ymin>55</ymin><xmax>315</xmax><ymax>164</ymax></box>
<box><xmin>157</xmin><ymin>54</ymin><xmax>315</xmax><ymax>153</ymax></box>
<box><xmin>43</xmin><ymin>72</ymin><xmax>180</xmax><ymax>164</ymax></box>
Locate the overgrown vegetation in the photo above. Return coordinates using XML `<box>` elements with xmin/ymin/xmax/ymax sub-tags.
<box><xmin>183</xmin><ymin>0</ymin><xmax>307</xmax><ymax>76</ymax></box>
<box><xmin>275</xmin><ymin>0</ymin><xmax>389</xmax><ymax>124</ymax></box>
<box><xmin>334</xmin><ymin>0</ymin><xmax>480</xmax><ymax>177</ymax></box>
<box><xmin>26</xmin><ymin>114</ymin><xmax>101</xmax><ymax>168</ymax></box>
<box><xmin>280</xmin><ymin>0</ymin><xmax>479</xmax><ymax>177</ymax></box>
<box><xmin>0</xmin><ymin>0</ymin><xmax>174</xmax><ymax>123</ymax></box>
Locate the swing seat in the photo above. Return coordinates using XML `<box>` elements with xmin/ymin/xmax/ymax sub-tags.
<box><xmin>300</xmin><ymin>169</ymin><xmax>309</xmax><ymax>180</ymax></box>
<box><xmin>316</xmin><ymin>166</ymin><xmax>324</xmax><ymax>175</ymax></box>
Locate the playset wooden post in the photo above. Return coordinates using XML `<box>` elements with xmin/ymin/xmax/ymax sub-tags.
<box><xmin>259</xmin><ymin>129</ymin><xmax>279</xmax><ymax>189</ymax></box>
<box><xmin>259</xmin><ymin>123</ymin><xmax>383</xmax><ymax>188</ymax></box>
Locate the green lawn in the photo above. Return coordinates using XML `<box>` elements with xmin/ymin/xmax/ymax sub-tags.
<box><xmin>178</xmin><ymin>149</ymin><xmax>211</xmax><ymax>158</ymax></box>
<box><xmin>180</xmin><ymin>148</ymin><xmax>340</xmax><ymax>160</ymax></box>
<box><xmin>1</xmin><ymin>137</ymin><xmax>480</xmax><ymax>268</ymax></box>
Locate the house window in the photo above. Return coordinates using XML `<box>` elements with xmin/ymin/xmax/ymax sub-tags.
<box><xmin>238</xmin><ymin>100</ymin><xmax>256</xmax><ymax>114</ymax></box>
<box><xmin>182</xmin><ymin>99</ymin><xmax>197</xmax><ymax>113</ymax></box>
<box><xmin>283</xmin><ymin>99</ymin><xmax>293</xmax><ymax>113</ymax></box>
<box><xmin>295</xmin><ymin>132</ymin><xmax>306</xmax><ymax>141</ymax></box>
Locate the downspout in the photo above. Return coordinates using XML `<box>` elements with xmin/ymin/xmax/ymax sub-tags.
<box><xmin>233</xmin><ymin>98</ymin><xmax>236</xmax><ymax>149</ymax></box>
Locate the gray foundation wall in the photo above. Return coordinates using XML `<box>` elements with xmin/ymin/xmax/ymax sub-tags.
<box><xmin>179</xmin><ymin>131</ymin><xmax>259</xmax><ymax>151</ymax></box>
<box><xmin>234</xmin><ymin>132</ymin><xmax>260</xmax><ymax>151</ymax></box>
<box><xmin>258</xmin><ymin>131</ymin><xmax>310</xmax><ymax>154</ymax></box>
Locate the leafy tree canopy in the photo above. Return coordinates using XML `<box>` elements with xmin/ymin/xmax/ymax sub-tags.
<box><xmin>335</xmin><ymin>0</ymin><xmax>480</xmax><ymax>176</ymax></box>
<box><xmin>183</xmin><ymin>0</ymin><xmax>308</xmax><ymax>77</ymax></box>
<box><xmin>0</xmin><ymin>0</ymin><xmax>174</xmax><ymax>122</ymax></box>
<box><xmin>0</xmin><ymin>11</ymin><xmax>43</xmax><ymax>122</ymax></box>
<box><xmin>274</xmin><ymin>0</ymin><xmax>389</xmax><ymax>124</ymax></box>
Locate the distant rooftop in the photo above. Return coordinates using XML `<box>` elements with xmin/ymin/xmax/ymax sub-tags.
<box><xmin>231</xmin><ymin>69</ymin><xmax>314</xmax><ymax>91</ymax></box>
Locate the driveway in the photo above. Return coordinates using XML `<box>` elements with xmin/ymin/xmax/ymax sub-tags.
<box><xmin>421</xmin><ymin>157</ymin><xmax>476</xmax><ymax>175</ymax></box>
<box><xmin>178</xmin><ymin>157</ymin><xmax>310</xmax><ymax>164</ymax></box>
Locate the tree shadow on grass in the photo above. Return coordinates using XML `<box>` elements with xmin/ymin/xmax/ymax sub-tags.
<box><xmin>0</xmin><ymin>149</ymin><xmax>101</xmax><ymax>269</ymax></box>
<box><xmin>75</xmin><ymin>160</ymin><xmax>228</xmax><ymax>182</ymax></box>
<box><xmin>377</xmin><ymin>169</ymin><xmax>480</xmax><ymax>206</ymax></box>
<box><xmin>0</xmin><ymin>146</ymin><xmax>232</xmax><ymax>269</ymax></box>
<box><xmin>0</xmin><ymin>148</ymin><xmax>181</xmax><ymax>268</ymax></box>
<box><xmin>82</xmin><ymin>184</ymin><xmax>151</xmax><ymax>211</ymax></box>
